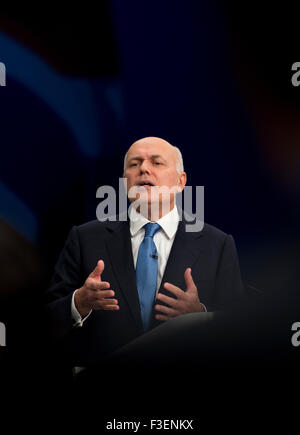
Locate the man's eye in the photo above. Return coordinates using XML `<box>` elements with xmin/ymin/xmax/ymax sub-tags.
<box><xmin>130</xmin><ymin>163</ymin><xmax>138</xmax><ymax>167</ymax></box>
<box><xmin>154</xmin><ymin>162</ymin><xmax>163</xmax><ymax>165</ymax></box>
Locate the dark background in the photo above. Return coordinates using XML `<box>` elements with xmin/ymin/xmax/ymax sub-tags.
<box><xmin>0</xmin><ymin>0</ymin><xmax>299</xmax><ymax>429</ymax></box>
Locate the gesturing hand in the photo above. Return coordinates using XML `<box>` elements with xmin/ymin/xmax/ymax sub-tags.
<box><xmin>154</xmin><ymin>268</ymin><xmax>205</xmax><ymax>321</ymax></box>
<box><xmin>74</xmin><ymin>260</ymin><xmax>119</xmax><ymax>318</ymax></box>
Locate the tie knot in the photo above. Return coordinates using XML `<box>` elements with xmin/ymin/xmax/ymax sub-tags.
<box><xmin>144</xmin><ymin>222</ymin><xmax>161</xmax><ymax>238</ymax></box>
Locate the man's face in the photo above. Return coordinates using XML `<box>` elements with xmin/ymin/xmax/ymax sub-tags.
<box><xmin>123</xmin><ymin>138</ymin><xmax>186</xmax><ymax>215</ymax></box>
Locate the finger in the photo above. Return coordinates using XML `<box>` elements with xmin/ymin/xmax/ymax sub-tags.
<box><xmin>155</xmin><ymin>313</ymin><xmax>171</xmax><ymax>321</ymax></box>
<box><xmin>93</xmin><ymin>299</ymin><xmax>119</xmax><ymax>309</ymax></box>
<box><xmin>184</xmin><ymin>268</ymin><xmax>197</xmax><ymax>292</ymax></box>
<box><xmin>86</xmin><ymin>279</ymin><xmax>111</xmax><ymax>291</ymax></box>
<box><xmin>101</xmin><ymin>304</ymin><xmax>120</xmax><ymax>311</ymax></box>
<box><xmin>154</xmin><ymin>304</ymin><xmax>177</xmax><ymax>317</ymax></box>
<box><xmin>155</xmin><ymin>292</ymin><xmax>179</xmax><ymax>307</ymax></box>
<box><xmin>163</xmin><ymin>282</ymin><xmax>184</xmax><ymax>298</ymax></box>
<box><xmin>93</xmin><ymin>289</ymin><xmax>115</xmax><ymax>298</ymax></box>
<box><xmin>89</xmin><ymin>260</ymin><xmax>105</xmax><ymax>280</ymax></box>
<box><xmin>98</xmin><ymin>298</ymin><xmax>119</xmax><ymax>305</ymax></box>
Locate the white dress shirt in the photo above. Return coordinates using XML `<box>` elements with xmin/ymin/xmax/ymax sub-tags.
<box><xmin>72</xmin><ymin>206</ymin><xmax>180</xmax><ymax>326</ymax></box>
<box><xmin>129</xmin><ymin>205</ymin><xmax>179</xmax><ymax>292</ymax></box>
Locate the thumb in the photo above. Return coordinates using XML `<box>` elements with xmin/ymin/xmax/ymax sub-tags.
<box><xmin>184</xmin><ymin>268</ymin><xmax>197</xmax><ymax>292</ymax></box>
<box><xmin>89</xmin><ymin>260</ymin><xmax>105</xmax><ymax>280</ymax></box>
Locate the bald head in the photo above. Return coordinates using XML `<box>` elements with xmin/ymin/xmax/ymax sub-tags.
<box><xmin>123</xmin><ymin>137</ymin><xmax>184</xmax><ymax>174</ymax></box>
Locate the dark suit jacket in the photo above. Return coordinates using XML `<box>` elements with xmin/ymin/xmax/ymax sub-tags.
<box><xmin>46</xmin><ymin>217</ymin><xmax>245</xmax><ymax>366</ymax></box>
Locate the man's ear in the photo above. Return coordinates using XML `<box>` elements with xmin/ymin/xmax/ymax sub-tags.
<box><xmin>178</xmin><ymin>172</ymin><xmax>187</xmax><ymax>192</ymax></box>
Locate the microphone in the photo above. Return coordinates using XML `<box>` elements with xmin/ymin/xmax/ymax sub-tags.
<box><xmin>150</xmin><ymin>252</ymin><xmax>158</xmax><ymax>259</ymax></box>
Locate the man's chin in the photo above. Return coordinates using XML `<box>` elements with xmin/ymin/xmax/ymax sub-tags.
<box><xmin>129</xmin><ymin>197</ymin><xmax>175</xmax><ymax>221</ymax></box>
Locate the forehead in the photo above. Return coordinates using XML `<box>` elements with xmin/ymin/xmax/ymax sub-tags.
<box><xmin>127</xmin><ymin>140</ymin><xmax>176</xmax><ymax>161</ymax></box>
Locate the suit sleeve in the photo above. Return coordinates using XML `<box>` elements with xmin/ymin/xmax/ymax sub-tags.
<box><xmin>212</xmin><ymin>234</ymin><xmax>245</xmax><ymax>310</ymax></box>
<box><xmin>45</xmin><ymin>226</ymin><xmax>83</xmax><ymax>337</ymax></box>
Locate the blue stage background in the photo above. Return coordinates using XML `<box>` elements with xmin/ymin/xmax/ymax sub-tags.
<box><xmin>0</xmin><ymin>1</ymin><xmax>299</xmax><ymax>312</ymax></box>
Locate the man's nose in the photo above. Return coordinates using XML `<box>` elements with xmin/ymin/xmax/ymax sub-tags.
<box><xmin>140</xmin><ymin>160</ymin><xmax>151</xmax><ymax>173</ymax></box>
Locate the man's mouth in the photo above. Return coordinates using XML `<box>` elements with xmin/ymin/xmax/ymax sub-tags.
<box><xmin>137</xmin><ymin>182</ymin><xmax>155</xmax><ymax>187</ymax></box>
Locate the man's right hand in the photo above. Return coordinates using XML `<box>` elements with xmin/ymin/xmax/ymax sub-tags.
<box><xmin>74</xmin><ymin>260</ymin><xmax>119</xmax><ymax>318</ymax></box>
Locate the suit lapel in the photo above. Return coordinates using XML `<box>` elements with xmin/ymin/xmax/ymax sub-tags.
<box><xmin>105</xmin><ymin>222</ymin><xmax>143</xmax><ymax>333</ymax></box>
<box><xmin>151</xmin><ymin>219</ymin><xmax>204</xmax><ymax>328</ymax></box>
<box><xmin>160</xmin><ymin>220</ymin><xmax>203</xmax><ymax>290</ymax></box>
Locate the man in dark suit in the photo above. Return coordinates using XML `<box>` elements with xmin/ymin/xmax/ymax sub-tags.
<box><xmin>46</xmin><ymin>137</ymin><xmax>245</xmax><ymax>367</ymax></box>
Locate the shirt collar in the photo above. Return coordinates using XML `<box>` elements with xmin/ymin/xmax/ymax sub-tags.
<box><xmin>129</xmin><ymin>205</ymin><xmax>179</xmax><ymax>239</ymax></box>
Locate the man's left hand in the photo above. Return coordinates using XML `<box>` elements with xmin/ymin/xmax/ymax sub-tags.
<box><xmin>154</xmin><ymin>268</ymin><xmax>206</xmax><ymax>321</ymax></box>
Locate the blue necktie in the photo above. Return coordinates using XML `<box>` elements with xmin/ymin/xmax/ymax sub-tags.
<box><xmin>136</xmin><ymin>222</ymin><xmax>161</xmax><ymax>331</ymax></box>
